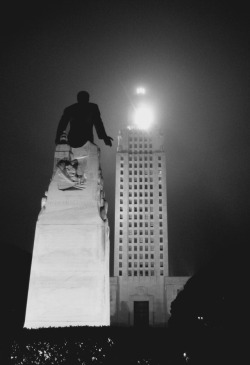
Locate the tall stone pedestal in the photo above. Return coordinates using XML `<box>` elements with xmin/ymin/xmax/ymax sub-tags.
<box><xmin>24</xmin><ymin>142</ymin><xmax>110</xmax><ymax>328</ymax></box>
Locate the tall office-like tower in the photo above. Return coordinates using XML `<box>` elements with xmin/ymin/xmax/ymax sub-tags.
<box><xmin>110</xmin><ymin>88</ymin><xmax>189</xmax><ymax>326</ymax></box>
<box><xmin>111</xmin><ymin>126</ymin><xmax>170</xmax><ymax>326</ymax></box>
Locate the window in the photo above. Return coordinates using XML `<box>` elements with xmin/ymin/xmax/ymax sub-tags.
<box><xmin>128</xmin><ymin>270</ymin><xmax>132</xmax><ymax>276</ymax></box>
<box><xmin>120</xmin><ymin>199</ymin><xmax>123</xmax><ymax>204</ymax></box>
<box><xmin>119</xmin><ymin>262</ymin><xmax>122</xmax><ymax>268</ymax></box>
<box><xmin>119</xmin><ymin>246</ymin><xmax>122</xmax><ymax>251</ymax></box>
<box><xmin>119</xmin><ymin>271</ymin><xmax>122</xmax><ymax>276</ymax></box>
<box><xmin>119</xmin><ymin>238</ymin><xmax>122</xmax><ymax>243</ymax></box>
<box><xmin>119</xmin><ymin>230</ymin><xmax>123</xmax><ymax>235</ymax></box>
<box><xmin>120</xmin><ymin>222</ymin><xmax>123</xmax><ymax>227</ymax></box>
<box><xmin>119</xmin><ymin>254</ymin><xmax>122</xmax><ymax>259</ymax></box>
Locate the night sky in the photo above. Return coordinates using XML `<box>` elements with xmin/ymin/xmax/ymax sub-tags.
<box><xmin>1</xmin><ymin>1</ymin><xmax>249</xmax><ymax>276</ymax></box>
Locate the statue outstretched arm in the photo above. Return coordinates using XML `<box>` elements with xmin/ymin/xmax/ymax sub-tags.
<box><xmin>94</xmin><ymin>106</ymin><xmax>113</xmax><ymax>147</ymax></box>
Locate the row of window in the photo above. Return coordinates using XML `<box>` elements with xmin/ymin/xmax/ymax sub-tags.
<box><xmin>129</xmin><ymin>143</ymin><xmax>153</xmax><ymax>148</ymax></box>
<box><xmin>120</xmin><ymin>177</ymin><xmax>162</xmax><ymax>183</ymax></box>
<box><xmin>118</xmin><ymin>270</ymin><xmax>164</xmax><ymax>277</ymax></box>
<box><xmin>119</xmin><ymin>196</ymin><xmax>163</xmax><ymax>205</ymax></box>
<box><xmin>121</xmin><ymin>206</ymin><xmax>162</xmax><ymax>214</ymax></box>
<box><xmin>125</xmin><ymin>261</ymin><xmax>164</xmax><ymax>268</ymax></box>
<box><xmin>118</xmin><ymin>246</ymin><xmax>164</xmax><ymax>253</ymax></box>
<box><xmin>120</xmin><ymin>184</ymin><xmax>162</xmax><ymax>190</ymax></box>
<box><xmin>124</xmin><ymin>155</ymin><xmax>162</xmax><ymax>161</ymax></box>
<box><xmin>119</xmin><ymin>236</ymin><xmax>164</xmax><ymax>243</ymax></box>
<box><xmin>119</xmin><ymin>220</ymin><xmax>163</xmax><ymax>227</ymax></box>
<box><xmin>119</xmin><ymin>213</ymin><xmax>163</xmax><ymax>220</ymax></box>
<box><xmin>120</xmin><ymin>228</ymin><xmax>164</xmax><ymax>235</ymax></box>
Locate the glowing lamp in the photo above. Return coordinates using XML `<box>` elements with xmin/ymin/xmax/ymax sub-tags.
<box><xmin>136</xmin><ymin>87</ymin><xmax>146</xmax><ymax>95</ymax></box>
<box><xmin>133</xmin><ymin>103</ymin><xmax>154</xmax><ymax>130</ymax></box>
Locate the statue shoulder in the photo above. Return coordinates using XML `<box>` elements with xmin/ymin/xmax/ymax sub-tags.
<box><xmin>89</xmin><ymin>102</ymin><xmax>99</xmax><ymax>110</ymax></box>
<box><xmin>64</xmin><ymin>103</ymin><xmax>78</xmax><ymax>113</ymax></box>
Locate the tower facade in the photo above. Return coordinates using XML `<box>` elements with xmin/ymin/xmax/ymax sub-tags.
<box><xmin>111</xmin><ymin>126</ymin><xmax>171</xmax><ymax>326</ymax></box>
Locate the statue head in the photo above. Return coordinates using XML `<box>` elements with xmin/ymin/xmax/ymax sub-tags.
<box><xmin>77</xmin><ymin>91</ymin><xmax>90</xmax><ymax>104</ymax></box>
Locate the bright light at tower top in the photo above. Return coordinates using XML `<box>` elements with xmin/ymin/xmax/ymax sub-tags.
<box><xmin>136</xmin><ymin>87</ymin><xmax>146</xmax><ymax>95</ymax></box>
<box><xmin>133</xmin><ymin>103</ymin><xmax>154</xmax><ymax>130</ymax></box>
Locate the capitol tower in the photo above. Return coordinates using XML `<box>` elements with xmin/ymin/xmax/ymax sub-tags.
<box><xmin>110</xmin><ymin>88</ymin><xmax>188</xmax><ymax>326</ymax></box>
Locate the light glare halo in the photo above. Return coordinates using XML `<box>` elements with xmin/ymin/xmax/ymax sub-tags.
<box><xmin>134</xmin><ymin>103</ymin><xmax>154</xmax><ymax>129</ymax></box>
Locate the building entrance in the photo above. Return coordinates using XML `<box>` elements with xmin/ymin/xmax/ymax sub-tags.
<box><xmin>134</xmin><ymin>301</ymin><xmax>149</xmax><ymax>327</ymax></box>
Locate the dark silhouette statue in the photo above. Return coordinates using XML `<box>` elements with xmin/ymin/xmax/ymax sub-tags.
<box><xmin>55</xmin><ymin>91</ymin><xmax>113</xmax><ymax>148</ymax></box>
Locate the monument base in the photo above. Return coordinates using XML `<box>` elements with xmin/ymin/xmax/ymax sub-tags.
<box><xmin>24</xmin><ymin>142</ymin><xmax>110</xmax><ymax>328</ymax></box>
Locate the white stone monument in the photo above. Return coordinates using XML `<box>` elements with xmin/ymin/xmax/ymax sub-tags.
<box><xmin>24</xmin><ymin>142</ymin><xmax>110</xmax><ymax>328</ymax></box>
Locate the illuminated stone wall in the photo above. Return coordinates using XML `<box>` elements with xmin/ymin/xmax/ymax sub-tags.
<box><xmin>24</xmin><ymin>142</ymin><xmax>110</xmax><ymax>328</ymax></box>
